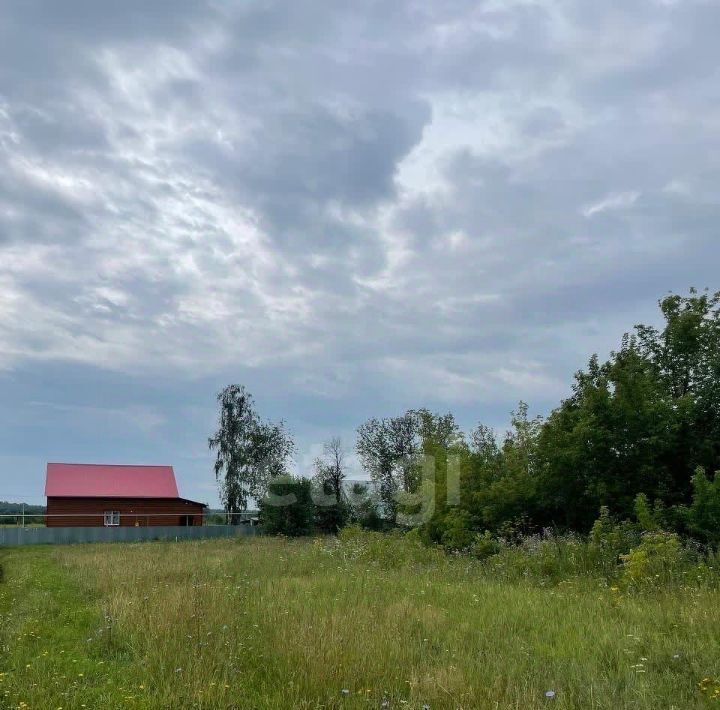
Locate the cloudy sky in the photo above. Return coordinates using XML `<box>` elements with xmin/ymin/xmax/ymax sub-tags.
<box><xmin>1</xmin><ymin>0</ymin><xmax>718</xmax><ymax>506</ymax></box>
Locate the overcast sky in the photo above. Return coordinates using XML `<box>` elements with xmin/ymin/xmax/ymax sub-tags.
<box><xmin>1</xmin><ymin>0</ymin><xmax>718</xmax><ymax>506</ymax></box>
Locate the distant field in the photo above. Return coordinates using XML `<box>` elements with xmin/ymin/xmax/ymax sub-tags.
<box><xmin>1</xmin><ymin>535</ymin><xmax>720</xmax><ymax>709</ymax></box>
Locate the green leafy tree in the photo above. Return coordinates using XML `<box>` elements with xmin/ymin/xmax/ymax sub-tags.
<box><xmin>413</xmin><ymin>408</ymin><xmax>463</xmax><ymax>453</ymax></box>
<box><xmin>534</xmin><ymin>291</ymin><xmax>720</xmax><ymax>529</ymax></box>
<box><xmin>406</xmin><ymin>409</ymin><xmax>462</xmax><ymax>522</ymax></box>
<box><xmin>356</xmin><ymin>412</ymin><xmax>418</xmax><ymax>523</ymax></box>
<box><xmin>635</xmin><ymin>289</ymin><xmax>720</xmax><ymax>497</ymax></box>
<box><xmin>468</xmin><ymin>403</ymin><xmax>543</xmax><ymax>532</ymax></box>
<box><xmin>209</xmin><ymin>385</ymin><xmax>294</xmax><ymax>523</ymax></box>
<box><xmin>535</xmin><ymin>344</ymin><xmax>674</xmax><ymax>529</ymax></box>
<box><xmin>357</xmin><ymin>409</ymin><xmax>463</xmax><ymax>528</ymax></box>
<box><xmin>634</xmin><ymin>493</ymin><xmax>662</xmax><ymax>532</ymax></box>
<box><xmin>679</xmin><ymin>467</ymin><xmax>720</xmax><ymax>546</ymax></box>
<box><xmin>259</xmin><ymin>476</ymin><xmax>314</xmax><ymax>536</ymax></box>
<box><xmin>346</xmin><ymin>482</ymin><xmax>385</xmax><ymax>530</ymax></box>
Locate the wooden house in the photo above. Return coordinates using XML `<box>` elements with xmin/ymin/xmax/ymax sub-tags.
<box><xmin>45</xmin><ymin>463</ymin><xmax>205</xmax><ymax>527</ymax></box>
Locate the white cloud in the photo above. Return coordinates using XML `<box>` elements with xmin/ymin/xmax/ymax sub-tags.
<box><xmin>581</xmin><ymin>191</ymin><xmax>641</xmax><ymax>218</ymax></box>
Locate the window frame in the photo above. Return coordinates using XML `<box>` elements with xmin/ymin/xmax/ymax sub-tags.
<box><xmin>103</xmin><ymin>510</ymin><xmax>120</xmax><ymax>527</ymax></box>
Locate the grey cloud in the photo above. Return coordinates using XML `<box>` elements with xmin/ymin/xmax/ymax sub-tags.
<box><xmin>1</xmin><ymin>0</ymin><xmax>206</xmax><ymax>40</ymax></box>
<box><xmin>186</xmin><ymin>104</ymin><xmax>429</xmax><ymax>221</ymax></box>
<box><xmin>0</xmin><ymin>0</ymin><xmax>718</xmax><ymax>501</ymax></box>
<box><xmin>520</xmin><ymin>108</ymin><xmax>567</xmax><ymax>140</ymax></box>
<box><xmin>8</xmin><ymin>105</ymin><xmax>109</xmax><ymax>155</ymax></box>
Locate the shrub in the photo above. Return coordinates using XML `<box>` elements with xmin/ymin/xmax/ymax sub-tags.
<box><xmin>484</xmin><ymin>531</ymin><xmax>600</xmax><ymax>583</ymax></box>
<box><xmin>313</xmin><ymin>480</ymin><xmax>350</xmax><ymax>534</ymax></box>
<box><xmin>259</xmin><ymin>476</ymin><xmax>315</xmax><ymax>536</ymax></box>
<box><xmin>314</xmin><ymin>502</ymin><xmax>349</xmax><ymax>534</ymax></box>
<box><xmin>469</xmin><ymin>531</ymin><xmax>501</xmax><ymax>560</ymax></box>
<box><xmin>346</xmin><ymin>483</ymin><xmax>387</xmax><ymax>531</ymax></box>
<box><xmin>332</xmin><ymin>526</ymin><xmax>447</xmax><ymax>569</ymax></box>
<box><xmin>439</xmin><ymin>510</ymin><xmax>475</xmax><ymax>551</ymax></box>
<box><xmin>620</xmin><ymin>531</ymin><xmax>686</xmax><ymax>587</ymax></box>
<box><xmin>588</xmin><ymin>506</ymin><xmax>640</xmax><ymax>575</ymax></box>
<box><xmin>331</xmin><ymin>523</ymin><xmax>720</xmax><ymax>590</ymax></box>
<box><xmin>683</xmin><ymin>468</ymin><xmax>720</xmax><ymax>546</ymax></box>
<box><xmin>404</xmin><ymin>526</ymin><xmax>423</xmax><ymax>544</ymax></box>
<box><xmin>634</xmin><ymin>494</ymin><xmax>660</xmax><ymax>531</ymax></box>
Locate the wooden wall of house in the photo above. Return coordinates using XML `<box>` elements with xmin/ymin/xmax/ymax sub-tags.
<box><xmin>45</xmin><ymin>497</ymin><xmax>205</xmax><ymax>527</ymax></box>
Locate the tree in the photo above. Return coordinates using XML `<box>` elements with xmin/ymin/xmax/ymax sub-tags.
<box><xmin>470</xmin><ymin>423</ymin><xmax>501</xmax><ymax>464</ymax></box>
<box><xmin>476</xmin><ymin>402</ymin><xmax>543</xmax><ymax>531</ymax></box>
<box><xmin>346</xmin><ymin>481</ymin><xmax>384</xmax><ymax>530</ymax></box>
<box><xmin>405</xmin><ymin>409</ymin><xmax>464</xmax><ymax>534</ymax></box>
<box><xmin>635</xmin><ymin>289</ymin><xmax>720</xmax><ymax>400</ymax></box>
<box><xmin>422</xmin><ymin>404</ymin><xmax>542</xmax><ymax>545</ymax></box>
<box><xmin>356</xmin><ymin>412</ymin><xmax>419</xmax><ymax>523</ymax></box>
<box><xmin>678</xmin><ymin>467</ymin><xmax>720</xmax><ymax>546</ymax></box>
<box><xmin>535</xmin><ymin>289</ymin><xmax>720</xmax><ymax>530</ymax></box>
<box><xmin>313</xmin><ymin>437</ymin><xmax>347</xmax><ymax>505</ymax></box>
<box><xmin>635</xmin><ymin>289</ymin><xmax>720</xmax><ymax>496</ymax></box>
<box><xmin>313</xmin><ymin>437</ymin><xmax>350</xmax><ymax>533</ymax></box>
<box><xmin>356</xmin><ymin>409</ymin><xmax>463</xmax><ymax>531</ymax></box>
<box><xmin>535</xmin><ymin>344</ymin><xmax>675</xmax><ymax>529</ymax></box>
<box><xmin>259</xmin><ymin>476</ymin><xmax>314</xmax><ymax>536</ymax></box>
<box><xmin>208</xmin><ymin>385</ymin><xmax>294</xmax><ymax>523</ymax></box>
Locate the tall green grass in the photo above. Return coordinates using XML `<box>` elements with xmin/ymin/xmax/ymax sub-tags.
<box><xmin>1</xmin><ymin>533</ymin><xmax>720</xmax><ymax>708</ymax></box>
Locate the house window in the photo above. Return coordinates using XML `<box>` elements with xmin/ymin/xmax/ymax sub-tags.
<box><xmin>104</xmin><ymin>511</ymin><xmax>120</xmax><ymax>527</ymax></box>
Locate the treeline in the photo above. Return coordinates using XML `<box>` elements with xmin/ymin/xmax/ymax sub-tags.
<box><xmin>0</xmin><ymin>501</ymin><xmax>45</xmax><ymax>525</ymax></box>
<box><xmin>0</xmin><ymin>502</ymin><xmax>45</xmax><ymax>514</ymax></box>
<box><xmin>211</xmin><ymin>289</ymin><xmax>720</xmax><ymax>548</ymax></box>
<box><xmin>417</xmin><ymin>288</ymin><xmax>720</xmax><ymax>548</ymax></box>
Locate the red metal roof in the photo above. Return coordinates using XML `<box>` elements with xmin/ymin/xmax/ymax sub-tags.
<box><xmin>45</xmin><ymin>463</ymin><xmax>180</xmax><ymax>498</ymax></box>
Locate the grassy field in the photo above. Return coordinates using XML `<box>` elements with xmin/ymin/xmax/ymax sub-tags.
<box><xmin>1</xmin><ymin>534</ymin><xmax>720</xmax><ymax>709</ymax></box>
